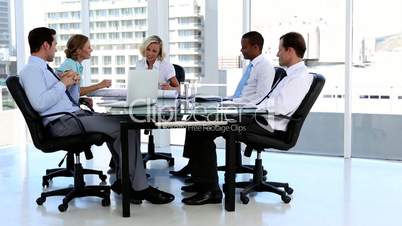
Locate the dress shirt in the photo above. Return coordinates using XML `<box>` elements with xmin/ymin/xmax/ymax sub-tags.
<box><xmin>56</xmin><ymin>58</ymin><xmax>82</xmax><ymax>103</ymax></box>
<box><xmin>136</xmin><ymin>58</ymin><xmax>175</xmax><ymax>83</ymax></box>
<box><xmin>256</xmin><ymin>61</ymin><xmax>313</xmax><ymax>131</ymax></box>
<box><xmin>233</xmin><ymin>54</ymin><xmax>275</xmax><ymax>104</ymax></box>
<box><xmin>19</xmin><ymin>56</ymin><xmax>80</xmax><ymax>125</ymax></box>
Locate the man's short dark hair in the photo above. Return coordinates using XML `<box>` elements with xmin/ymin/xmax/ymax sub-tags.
<box><xmin>28</xmin><ymin>27</ymin><xmax>56</xmax><ymax>53</ymax></box>
<box><xmin>280</xmin><ymin>32</ymin><xmax>306</xmax><ymax>58</ymax></box>
<box><xmin>242</xmin><ymin>31</ymin><xmax>264</xmax><ymax>51</ymax></box>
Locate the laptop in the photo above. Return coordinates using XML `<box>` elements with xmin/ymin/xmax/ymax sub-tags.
<box><xmin>100</xmin><ymin>70</ymin><xmax>158</xmax><ymax>107</ymax></box>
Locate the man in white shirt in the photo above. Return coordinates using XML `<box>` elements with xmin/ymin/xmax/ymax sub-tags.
<box><xmin>254</xmin><ymin>32</ymin><xmax>313</xmax><ymax>131</ymax></box>
<box><xmin>170</xmin><ymin>31</ymin><xmax>275</xmax><ymax>178</ymax></box>
<box><xmin>181</xmin><ymin>32</ymin><xmax>313</xmax><ymax>205</ymax></box>
<box><xmin>232</xmin><ymin>31</ymin><xmax>275</xmax><ymax>104</ymax></box>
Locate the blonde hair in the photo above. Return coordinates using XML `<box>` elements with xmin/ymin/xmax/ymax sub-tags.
<box><xmin>64</xmin><ymin>34</ymin><xmax>89</xmax><ymax>60</ymax></box>
<box><xmin>139</xmin><ymin>35</ymin><xmax>165</xmax><ymax>61</ymax></box>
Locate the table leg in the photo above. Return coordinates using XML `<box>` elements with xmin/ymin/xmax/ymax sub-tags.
<box><xmin>121</xmin><ymin>122</ymin><xmax>130</xmax><ymax>217</ymax></box>
<box><xmin>224</xmin><ymin>131</ymin><xmax>236</xmax><ymax>211</ymax></box>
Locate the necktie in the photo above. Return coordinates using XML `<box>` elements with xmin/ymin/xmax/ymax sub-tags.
<box><xmin>46</xmin><ymin>65</ymin><xmax>79</xmax><ymax>107</ymax></box>
<box><xmin>233</xmin><ymin>63</ymin><xmax>253</xmax><ymax>98</ymax></box>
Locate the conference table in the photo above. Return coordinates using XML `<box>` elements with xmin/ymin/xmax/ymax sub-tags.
<box><xmin>97</xmin><ymin>98</ymin><xmax>265</xmax><ymax>217</ymax></box>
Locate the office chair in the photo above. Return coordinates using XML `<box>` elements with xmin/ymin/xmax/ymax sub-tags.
<box><xmin>217</xmin><ymin>67</ymin><xmax>288</xmax><ymax>177</ymax></box>
<box><xmin>142</xmin><ymin>64</ymin><xmax>186</xmax><ymax>167</ymax></box>
<box><xmin>234</xmin><ymin>73</ymin><xmax>325</xmax><ymax>204</ymax></box>
<box><xmin>42</xmin><ymin>96</ymin><xmax>101</xmax><ymax>187</ymax></box>
<box><xmin>6</xmin><ymin>76</ymin><xmax>112</xmax><ymax>212</ymax></box>
<box><xmin>169</xmin><ymin>67</ymin><xmax>288</xmax><ymax>179</ymax></box>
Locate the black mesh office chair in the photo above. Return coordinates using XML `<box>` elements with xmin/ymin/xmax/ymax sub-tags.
<box><xmin>142</xmin><ymin>64</ymin><xmax>186</xmax><ymax>167</ymax></box>
<box><xmin>234</xmin><ymin>73</ymin><xmax>325</xmax><ymax>204</ymax></box>
<box><xmin>6</xmin><ymin>76</ymin><xmax>112</xmax><ymax>212</ymax></box>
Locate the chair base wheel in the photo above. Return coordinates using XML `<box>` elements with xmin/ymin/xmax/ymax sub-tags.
<box><xmin>285</xmin><ymin>186</ymin><xmax>293</xmax><ymax>195</ymax></box>
<box><xmin>240</xmin><ymin>194</ymin><xmax>249</xmax><ymax>204</ymax></box>
<box><xmin>99</xmin><ymin>174</ymin><xmax>107</xmax><ymax>181</ymax></box>
<box><xmin>58</xmin><ymin>203</ymin><xmax>68</xmax><ymax>212</ymax></box>
<box><xmin>281</xmin><ymin>195</ymin><xmax>291</xmax><ymax>203</ymax></box>
<box><xmin>42</xmin><ymin>178</ymin><xmax>49</xmax><ymax>188</ymax></box>
<box><xmin>36</xmin><ymin>197</ymin><xmax>46</xmax><ymax>205</ymax></box>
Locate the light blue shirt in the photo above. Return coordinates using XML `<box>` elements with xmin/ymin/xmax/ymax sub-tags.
<box><xmin>19</xmin><ymin>56</ymin><xmax>80</xmax><ymax>125</ymax></box>
<box><xmin>233</xmin><ymin>63</ymin><xmax>253</xmax><ymax>98</ymax></box>
<box><xmin>56</xmin><ymin>58</ymin><xmax>82</xmax><ymax>103</ymax></box>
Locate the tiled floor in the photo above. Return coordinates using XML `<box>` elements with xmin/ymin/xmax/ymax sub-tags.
<box><xmin>1</xmin><ymin>143</ymin><xmax>402</xmax><ymax>226</ymax></box>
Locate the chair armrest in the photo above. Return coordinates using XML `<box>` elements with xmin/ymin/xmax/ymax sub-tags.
<box><xmin>41</xmin><ymin>112</ymin><xmax>87</xmax><ymax>135</ymax></box>
<box><xmin>274</xmin><ymin>114</ymin><xmax>302</xmax><ymax>121</ymax></box>
<box><xmin>255</xmin><ymin>111</ymin><xmax>303</xmax><ymax>122</ymax></box>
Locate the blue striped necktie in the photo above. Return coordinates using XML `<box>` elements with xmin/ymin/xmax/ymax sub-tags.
<box><xmin>47</xmin><ymin>65</ymin><xmax>79</xmax><ymax>107</ymax></box>
<box><xmin>233</xmin><ymin>63</ymin><xmax>253</xmax><ymax>98</ymax></box>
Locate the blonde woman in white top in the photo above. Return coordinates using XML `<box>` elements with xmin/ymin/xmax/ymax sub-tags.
<box><xmin>136</xmin><ymin>35</ymin><xmax>180</xmax><ymax>90</ymax></box>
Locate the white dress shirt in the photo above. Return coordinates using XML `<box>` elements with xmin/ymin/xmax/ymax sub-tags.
<box><xmin>233</xmin><ymin>54</ymin><xmax>275</xmax><ymax>104</ymax></box>
<box><xmin>256</xmin><ymin>61</ymin><xmax>313</xmax><ymax>131</ymax></box>
<box><xmin>136</xmin><ymin>58</ymin><xmax>175</xmax><ymax>83</ymax></box>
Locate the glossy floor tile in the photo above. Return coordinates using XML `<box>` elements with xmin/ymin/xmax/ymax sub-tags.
<box><xmin>0</xmin><ymin>144</ymin><xmax>402</xmax><ymax>226</ymax></box>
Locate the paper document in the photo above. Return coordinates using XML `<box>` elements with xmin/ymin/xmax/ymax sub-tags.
<box><xmin>89</xmin><ymin>88</ymin><xmax>126</xmax><ymax>97</ymax></box>
<box><xmin>220</xmin><ymin>100</ymin><xmax>257</xmax><ymax>109</ymax></box>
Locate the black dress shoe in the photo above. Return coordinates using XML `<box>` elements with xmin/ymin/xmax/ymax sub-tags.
<box><xmin>132</xmin><ymin>186</ymin><xmax>175</xmax><ymax>204</ymax></box>
<box><xmin>181</xmin><ymin>184</ymin><xmax>200</xmax><ymax>193</ymax></box>
<box><xmin>169</xmin><ymin>164</ymin><xmax>190</xmax><ymax>177</ymax></box>
<box><xmin>182</xmin><ymin>190</ymin><xmax>222</xmax><ymax>205</ymax></box>
<box><xmin>110</xmin><ymin>180</ymin><xmax>142</xmax><ymax>204</ymax></box>
<box><xmin>111</xmin><ymin>179</ymin><xmax>122</xmax><ymax>194</ymax></box>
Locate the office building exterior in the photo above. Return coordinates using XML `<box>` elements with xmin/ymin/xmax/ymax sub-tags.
<box><xmin>0</xmin><ymin>0</ymin><xmax>15</xmax><ymax>76</ymax></box>
<box><xmin>169</xmin><ymin>0</ymin><xmax>203</xmax><ymax>78</ymax></box>
<box><xmin>45</xmin><ymin>0</ymin><xmax>204</xmax><ymax>88</ymax></box>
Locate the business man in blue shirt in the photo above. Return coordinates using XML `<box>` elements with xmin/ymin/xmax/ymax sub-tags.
<box><xmin>170</xmin><ymin>31</ymin><xmax>275</xmax><ymax>177</ymax></box>
<box><xmin>19</xmin><ymin>27</ymin><xmax>174</xmax><ymax>204</ymax></box>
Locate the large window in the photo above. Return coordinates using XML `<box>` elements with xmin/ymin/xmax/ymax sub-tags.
<box><xmin>9</xmin><ymin>0</ymin><xmax>402</xmax><ymax>161</ymax></box>
<box><xmin>351</xmin><ymin>0</ymin><xmax>402</xmax><ymax>159</ymax></box>
<box><xmin>169</xmin><ymin>0</ymin><xmax>204</xmax><ymax>79</ymax></box>
<box><xmin>89</xmin><ymin>0</ymin><xmax>147</xmax><ymax>87</ymax></box>
<box><xmin>250</xmin><ymin>0</ymin><xmax>345</xmax><ymax>156</ymax></box>
<box><xmin>0</xmin><ymin>0</ymin><xmax>19</xmax><ymax>147</ymax></box>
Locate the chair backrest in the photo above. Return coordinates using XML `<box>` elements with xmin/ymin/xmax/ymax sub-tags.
<box><xmin>6</xmin><ymin>76</ymin><xmax>52</xmax><ymax>151</ymax></box>
<box><xmin>244</xmin><ymin>73</ymin><xmax>325</xmax><ymax>151</ymax></box>
<box><xmin>280</xmin><ymin>73</ymin><xmax>325</xmax><ymax>148</ymax></box>
<box><xmin>173</xmin><ymin>64</ymin><xmax>185</xmax><ymax>83</ymax></box>
<box><xmin>6</xmin><ymin>75</ymin><xmax>109</xmax><ymax>154</ymax></box>
<box><xmin>273</xmin><ymin>67</ymin><xmax>287</xmax><ymax>86</ymax></box>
